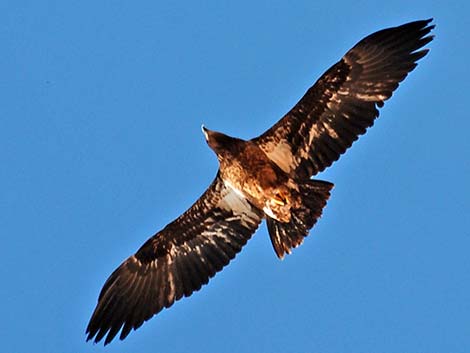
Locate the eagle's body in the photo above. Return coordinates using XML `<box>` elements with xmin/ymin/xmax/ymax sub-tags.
<box><xmin>204</xmin><ymin>128</ymin><xmax>302</xmax><ymax>223</ymax></box>
<box><xmin>87</xmin><ymin>19</ymin><xmax>434</xmax><ymax>345</ymax></box>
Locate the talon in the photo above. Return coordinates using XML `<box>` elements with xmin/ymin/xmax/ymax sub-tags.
<box><xmin>272</xmin><ymin>197</ymin><xmax>285</xmax><ymax>206</ymax></box>
<box><xmin>272</xmin><ymin>191</ymin><xmax>289</xmax><ymax>206</ymax></box>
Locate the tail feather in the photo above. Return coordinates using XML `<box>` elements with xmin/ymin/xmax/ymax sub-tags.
<box><xmin>267</xmin><ymin>180</ymin><xmax>333</xmax><ymax>259</ymax></box>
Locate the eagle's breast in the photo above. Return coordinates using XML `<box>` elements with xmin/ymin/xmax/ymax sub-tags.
<box><xmin>217</xmin><ymin>140</ymin><xmax>297</xmax><ymax>222</ymax></box>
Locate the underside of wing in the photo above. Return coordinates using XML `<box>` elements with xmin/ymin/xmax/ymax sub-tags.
<box><xmin>254</xmin><ymin>19</ymin><xmax>434</xmax><ymax>178</ymax></box>
<box><xmin>86</xmin><ymin>174</ymin><xmax>263</xmax><ymax>345</ymax></box>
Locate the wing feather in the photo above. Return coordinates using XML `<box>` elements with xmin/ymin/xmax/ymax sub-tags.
<box><xmin>254</xmin><ymin>19</ymin><xmax>434</xmax><ymax>178</ymax></box>
<box><xmin>86</xmin><ymin>174</ymin><xmax>263</xmax><ymax>345</ymax></box>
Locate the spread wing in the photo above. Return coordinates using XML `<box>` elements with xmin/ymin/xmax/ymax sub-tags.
<box><xmin>86</xmin><ymin>174</ymin><xmax>263</xmax><ymax>345</ymax></box>
<box><xmin>254</xmin><ymin>19</ymin><xmax>434</xmax><ymax>179</ymax></box>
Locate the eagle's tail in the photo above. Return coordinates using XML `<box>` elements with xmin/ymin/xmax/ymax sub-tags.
<box><xmin>266</xmin><ymin>180</ymin><xmax>333</xmax><ymax>259</ymax></box>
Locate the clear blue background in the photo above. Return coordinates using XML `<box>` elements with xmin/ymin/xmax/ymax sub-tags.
<box><xmin>2</xmin><ymin>1</ymin><xmax>469</xmax><ymax>352</ymax></box>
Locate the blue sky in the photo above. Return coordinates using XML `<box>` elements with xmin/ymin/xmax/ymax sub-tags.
<box><xmin>2</xmin><ymin>1</ymin><xmax>469</xmax><ymax>352</ymax></box>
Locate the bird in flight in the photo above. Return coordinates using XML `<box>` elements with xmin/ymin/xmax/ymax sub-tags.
<box><xmin>87</xmin><ymin>19</ymin><xmax>434</xmax><ymax>345</ymax></box>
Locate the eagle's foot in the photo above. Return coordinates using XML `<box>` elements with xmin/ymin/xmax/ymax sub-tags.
<box><xmin>272</xmin><ymin>190</ymin><xmax>289</xmax><ymax>206</ymax></box>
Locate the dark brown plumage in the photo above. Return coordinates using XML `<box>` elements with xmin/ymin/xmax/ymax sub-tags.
<box><xmin>87</xmin><ymin>19</ymin><xmax>434</xmax><ymax>345</ymax></box>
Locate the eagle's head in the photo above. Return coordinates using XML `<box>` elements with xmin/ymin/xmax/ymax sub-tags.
<box><xmin>201</xmin><ymin>125</ymin><xmax>239</xmax><ymax>158</ymax></box>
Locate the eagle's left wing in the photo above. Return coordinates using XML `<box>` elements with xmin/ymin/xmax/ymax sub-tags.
<box><xmin>86</xmin><ymin>173</ymin><xmax>263</xmax><ymax>345</ymax></box>
<box><xmin>253</xmin><ymin>19</ymin><xmax>434</xmax><ymax>179</ymax></box>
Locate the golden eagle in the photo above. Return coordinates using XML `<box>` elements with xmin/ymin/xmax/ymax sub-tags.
<box><xmin>87</xmin><ymin>19</ymin><xmax>434</xmax><ymax>344</ymax></box>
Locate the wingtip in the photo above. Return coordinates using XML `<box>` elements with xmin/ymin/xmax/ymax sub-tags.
<box><xmin>421</xmin><ymin>18</ymin><xmax>436</xmax><ymax>32</ymax></box>
<box><xmin>85</xmin><ymin>334</ymin><xmax>97</xmax><ymax>344</ymax></box>
<box><xmin>85</xmin><ymin>328</ymin><xmax>92</xmax><ymax>342</ymax></box>
<box><xmin>104</xmin><ymin>336</ymin><xmax>113</xmax><ymax>346</ymax></box>
<box><xmin>416</xmin><ymin>18</ymin><xmax>433</xmax><ymax>26</ymax></box>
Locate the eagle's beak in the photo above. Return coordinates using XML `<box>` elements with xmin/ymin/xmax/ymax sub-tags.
<box><xmin>201</xmin><ymin>124</ymin><xmax>209</xmax><ymax>141</ymax></box>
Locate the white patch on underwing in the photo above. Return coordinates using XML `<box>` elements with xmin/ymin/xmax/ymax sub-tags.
<box><xmin>263</xmin><ymin>206</ymin><xmax>277</xmax><ymax>219</ymax></box>
<box><xmin>169</xmin><ymin>244</ymin><xmax>178</xmax><ymax>258</ymax></box>
<box><xmin>324</xmin><ymin>124</ymin><xmax>339</xmax><ymax>139</ymax></box>
<box><xmin>222</xmin><ymin>180</ymin><xmax>245</xmax><ymax>199</ymax></box>
<box><xmin>167</xmin><ymin>267</ymin><xmax>175</xmax><ymax>301</ymax></box>
<box><xmin>355</xmin><ymin>92</ymin><xmax>387</xmax><ymax>101</ymax></box>
<box><xmin>214</xmin><ymin>182</ymin><xmax>261</xmax><ymax>229</ymax></box>
<box><xmin>262</xmin><ymin>140</ymin><xmax>293</xmax><ymax>173</ymax></box>
<box><xmin>308</xmin><ymin>125</ymin><xmax>321</xmax><ymax>147</ymax></box>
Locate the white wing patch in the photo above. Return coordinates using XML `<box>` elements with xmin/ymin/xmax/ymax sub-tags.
<box><xmin>263</xmin><ymin>206</ymin><xmax>277</xmax><ymax>219</ymax></box>
<box><xmin>220</xmin><ymin>181</ymin><xmax>263</xmax><ymax>228</ymax></box>
<box><xmin>222</xmin><ymin>179</ymin><xmax>245</xmax><ymax>200</ymax></box>
<box><xmin>261</xmin><ymin>140</ymin><xmax>294</xmax><ymax>173</ymax></box>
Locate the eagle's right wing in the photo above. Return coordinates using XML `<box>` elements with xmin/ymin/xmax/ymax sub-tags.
<box><xmin>254</xmin><ymin>19</ymin><xmax>434</xmax><ymax>179</ymax></box>
<box><xmin>86</xmin><ymin>173</ymin><xmax>263</xmax><ymax>345</ymax></box>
